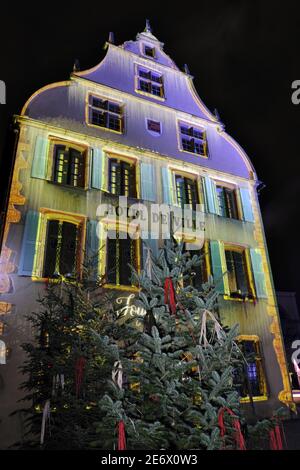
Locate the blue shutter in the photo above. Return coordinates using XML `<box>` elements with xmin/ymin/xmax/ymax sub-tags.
<box><xmin>19</xmin><ymin>210</ymin><xmax>40</xmax><ymax>276</ymax></box>
<box><xmin>161</xmin><ymin>167</ymin><xmax>173</xmax><ymax>204</ymax></box>
<box><xmin>240</xmin><ymin>187</ymin><xmax>254</xmax><ymax>222</ymax></box>
<box><xmin>86</xmin><ymin>220</ymin><xmax>100</xmax><ymax>280</ymax></box>
<box><xmin>210</xmin><ymin>240</ymin><xmax>227</xmax><ymax>294</ymax></box>
<box><xmin>31</xmin><ymin>136</ymin><xmax>48</xmax><ymax>179</ymax></box>
<box><xmin>250</xmin><ymin>248</ymin><xmax>267</xmax><ymax>298</ymax></box>
<box><xmin>91</xmin><ymin>148</ymin><xmax>104</xmax><ymax>190</ymax></box>
<box><xmin>204</xmin><ymin>176</ymin><xmax>218</xmax><ymax>214</ymax></box>
<box><xmin>140</xmin><ymin>162</ymin><xmax>156</xmax><ymax>202</ymax></box>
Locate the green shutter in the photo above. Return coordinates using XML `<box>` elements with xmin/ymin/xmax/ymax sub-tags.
<box><xmin>210</xmin><ymin>240</ymin><xmax>229</xmax><ymax>294</ymax></box>
<box><xmin>91</xmin><ymin>148</ymin><xmax>104</xmax><ymax>190</ymax></box>
<box><xmin>161</xmin><ymin>167</ymin><xmax>173</xmax><ymax>204</ymax></box>
<box><xmin>140</xmin><ymin>162</ymin><xmax>156</xmax><ymax>202</ymax></box>
<box><xmin>240</xmin><ymin>187</ymin><xmax>254</xmax><ymax>222</ymax></box>
<box><xmin>19</xmin><ymin>210</ymin><xmax>40</xmax><ymax>275</ymax></box>
<box><xmin>31</xmin><ymin>136</ymin><xmax>48</xmax><ymax>179</ymax></box>
<box><xmin>86</xmin><ymin>220</ymin><xmax>100</xmax><ymax>280</ymax></box>
<box><xmin>250</xmin><ymin>248</ymin><xmax>267</xmax><ymax>298</ymax></box>
<box><xmin>204</xmin><ymin>176</ymin><xmax>218</xmax><ymax>214</ymax></box>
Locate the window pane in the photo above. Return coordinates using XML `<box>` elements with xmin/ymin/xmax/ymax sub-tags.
<box><xmin>224</xmin><ymin>188</ymin><xmax>238</xmax><ymax>219</ymax></box>
<box><xmin>106</xmin><ymin>237</ymin><xmax>117</xmax><ymax>284</ymax></box>
<box><xmin>54</xmin><ymin>146</ymin><xmax>69</xmax><ymax>185</ymax></box>
<box><xmin>216</xmin><ymin>186</ymin><xmax>227</xmax><ymax>217</ymax></box>
<box><xmin>119</xmin><ymin>237</ymin><xmax>134</xmax><ymax>285</ymax></box>
<box><xmin>145</xmin><ymin>46</ymin><xmax>155</xmax><ymax>57</ymax></box>
<box><xmin>232</xmin><ymin>251</ymin><xmax>249</xmax><ymax>295</ymax></box>
<box><xmin>151</xmin><ymin>84</ymin><xmax>161</xmax><ymax>96</ymax></box>
<box><xmin>109</xmin><ymin>159</ymin><xmax>121</xmax><ymax>195</ymax></box>
<box><xmin>147</xmin><ymin>120</ymin><xmax>161</xmax><ymax>133</ymax></box>
<box><xmin>43</xmin><ymin>220</ymin><xmax>59</xmax><ymax>277</ymax></box>
<box><xmin>60</xmin><ymin>222</ymin><xmax>77</xmax><ymax>276</ymax></box>
<box><xmin>139</xmin><ymin>80</ymin><xmax>151</xmax><ymax>93</ymax></box>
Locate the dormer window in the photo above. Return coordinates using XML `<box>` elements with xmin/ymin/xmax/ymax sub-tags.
<box><xmin>144</xmin><ymin>45</ymin><xmax>155</xmax><ymax>58</ymax></box>
<box><xmin>137</xmin><ymin>67</ymin><xmax>164</xmax><ymax>98</ymax></box>
<box><xmin>88</xmin><ymin>94</ymin><xmax>123</xmax><ymax>133</ymax></box>
<box><xmin>179</xmin><ymin>122</ymin><xmax>208</xmax><ymax>157</ymax></box>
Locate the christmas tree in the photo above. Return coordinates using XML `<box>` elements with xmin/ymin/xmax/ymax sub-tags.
<box><xmin>18</xmin><ymin>257</ymin><xmax>119</xmax><ymax>449</ymax></box>
<box><xmin>93</xmin><ymin>238</ymin><xmax>246</xmax><ymax>450</ymax></box>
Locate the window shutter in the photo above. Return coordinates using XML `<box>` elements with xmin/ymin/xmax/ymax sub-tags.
<box><xmin>161</xmin><ymin>167</ymin><xmax>174</xmax><ymax>204</ymax></box>
<box><xmin>18</xmin><ymin>210</ymin><xmax>40</xmax><ymax>276</ymax></box>
<box><xmin>209</xmin><ymin>240</ymin><xmax>229</xmax><ymax>294</ymax></box>
<box><xmin>203</xmin><ymin>176</ymin><xmax>218</xmax><ymax>214</ymax></box>
<box><xmin>86</xmin><ymin>220</ymin><xmax>100</xmax><ymax>280</ymax></box>
<box><xmin>91</xmin><ymin>148</ymin><xmax>104</xmax><ymax>190</ymax></box>
<box><xmin>240</xmin><ymin>187</ymin><xmax>254</xmax><ymax>222</ymax></box>
<box><xmin>140</xmin><ymin>162</ymin><xmax>156</xmax><ymax>202</ymax></box>
<box><xmin>249</xmin><ymin>248</ymin><xmax>267</xmax><ymax>298</ymax></box>
<box><xmin>31</xmin><ymin>136</ymin><xmax>48</xmax><ymax>179</ymax></box>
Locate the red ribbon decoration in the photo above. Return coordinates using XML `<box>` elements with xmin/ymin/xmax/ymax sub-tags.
<box><xmin>118</xmin><ymin>420</ymin><xmax>126</xmax><ymax>450</ymax></box>
<box><xmin>164</xmin><ymin>277</ymin><xmax>176</xmax><ymax>315</ymax></box>
<box><xmin>218</xmin><ymin>407</ymin><xmax>246</xmax><ymax>450</ymax></box>
<box><xmin>269</xmin><ymin>423</ymin><xmax>283</xmax><ymax>450</ymax></box>
<box><xmin>75</xmin><ymin>356</ymin><xmax>86</xmax><ymax>397</ymax></box>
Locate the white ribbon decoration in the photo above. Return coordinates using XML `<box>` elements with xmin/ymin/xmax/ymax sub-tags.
<box><xmin>112</xmin><ymin>361</ymin><xmax>123</xmax><ymax>390</ymax></box>
<box><xmin>40</xmin><ymin>400</ymin><xmax>51</xmax><ymax>445</ymax></box>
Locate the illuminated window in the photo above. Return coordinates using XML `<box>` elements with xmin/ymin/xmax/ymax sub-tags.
<box><xmin>179</xmin><ymin>123</ymin><xmax>207</xmax><ymax>157</ymax></box>
<box><xmin>106</xmin><ymin>231</ymin><xmax>139</xmax><ymax>286</ymax></box>
<box><xmin>43</xmin><ymin>220</ymin><xmax>80</xmax><ymax>278</ymax></box>
<box><xmin>53</xmin><ymin>145</ymin><xmax>85</xmax><ymax>188</ymax></box>
<box><xmin>183</xmin><ymin>243</ymin><xmax>207</xmax><ymax>290</ymax></box>
<box><xmin>224</xmin><ymin>248</ymin><xmax>251</xmax><ymax>299</ymax></box>
<box><xmin>147</xmin><ymin>119</ymin><xmax>161</xmax><ymax>135</ymax></box>
<box><xmin>109</xmin><ymin>158</ymin><xmax>136</xmax><ymax>198</ymax></box>
<box><xmin>144</xmin><ymin>45</ymin><xmax>155</xmax><ymax>58</ymax></box>
<box><xmin>88</xmin><ymin>95</ymin><xmax>123</xmax><ymax>132</ymax></box>
<box><xmin>137</xmin><ymin>67</ymin><xmax>164</xmax><ymax>98</ymax></box>
<box><xmin>175</xmin><ymin>175</ymin><xmax>199</xmax><ymax>211</ymax></box>
<box><xmin>237</xmin><ymin>338</ymin><xmax>267</xmax><ymax>398</ymax></box>
<box><xmin>216</xmin><ymin>185</ymin><xmax>239</xmax><ymax>219</ymax></box>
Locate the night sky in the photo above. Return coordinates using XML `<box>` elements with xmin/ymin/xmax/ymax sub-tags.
<box><xmin>0</xmin><ymin>1</ymin><xmax>299</xmax><ymax>303</ymax></box>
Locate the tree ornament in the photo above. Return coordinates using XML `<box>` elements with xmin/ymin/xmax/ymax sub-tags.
<box><xmin>164</xmin><ymin>277</ymin><xmax>176</xmax><ymax>315</ymax></box>
<box><xmin>218</xmin><ymin>407</ymin><xmax>246</xmax><ymax>450</ymax></box>
<box><xmin>75</xmin><ymin>357</ymin><xmax>86</xmax><ymax>397</ymax></box>
<box><xmin>118</xmin><ymin>420</ymin><xmax>126</xmax><ymax>450</ymax></box>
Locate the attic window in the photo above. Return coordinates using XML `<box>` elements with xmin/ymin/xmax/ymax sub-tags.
<box><xmin>179</xmin><ymin>122</ymin><xmax>208</xmax><ymax>157</ymax></box>
<box><xmin>147</xmin><ymin>119</ymin><xmax>161</xmax><ymax>135</ymax></box>
<box><xmin>144</xmin><ymin>45</ymin><xmax>155</xmax><ymax>58</ymax></box>
<box><xmin>88</xmin><ymin>95</ymin><xmax>123</xmax><ymax>133</ymax></box>
<box><xmin>137</xmin><ymin>67</ymin><xmax>164</xmax><ymax>98</ymax></box>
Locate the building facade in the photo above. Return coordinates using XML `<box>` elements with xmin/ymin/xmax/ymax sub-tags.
<box><xmin>0</xmin><ymin>24</ymin><xmax>293</xmax><ymax>447</ymax></box>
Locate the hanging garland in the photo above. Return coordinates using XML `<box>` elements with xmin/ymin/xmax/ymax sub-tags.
<box><xmin>218</xmin><ymin>407</ymin><xmax>246</xmax><ymax>450</ymax></box>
